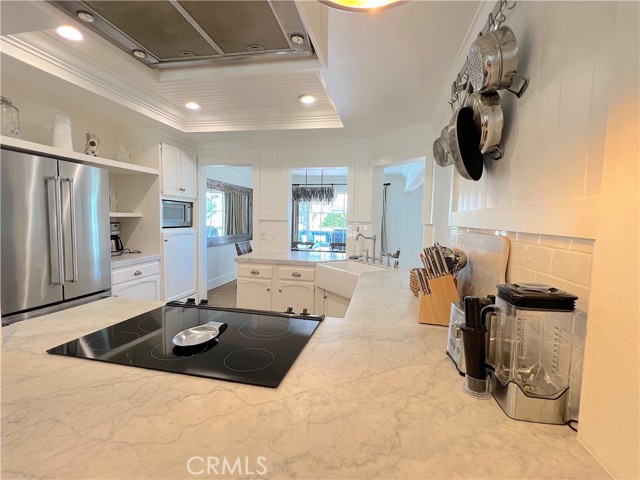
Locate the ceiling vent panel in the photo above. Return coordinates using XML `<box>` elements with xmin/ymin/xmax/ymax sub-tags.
<box><xmin>49</xmin><ymin>0</ymin><xmax>314</xmax><ymax>68</ymax></box>
<box><xmin>85</xmin><ymin>1</ymin><xmax>219</xmax><ymax>60</ymax></box>
<box><xmin>178</xmin><ymin>1</ymin><xmax>290</xmax><ymax>54</ymax></box>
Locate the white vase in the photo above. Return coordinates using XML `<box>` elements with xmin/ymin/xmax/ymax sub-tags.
<box><xmin>52</xmin><ymin>113</ymin><xmax>73</xmax><ymax>151</ymax></box>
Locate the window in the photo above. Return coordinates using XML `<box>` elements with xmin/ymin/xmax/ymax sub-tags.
<box><xmin>206</xmin><ymin>190</ymin><xmax>225</xmax><ymax>238</ymax></box>
<box><xmin>205</xmin><ymin>179</ymin><xmax>253</xmax><ymax>247</ymax></box>
<box><xmin>291</xmin><ymin>185</ymin><xmax>347</xmax><ymax>251</ymax></box>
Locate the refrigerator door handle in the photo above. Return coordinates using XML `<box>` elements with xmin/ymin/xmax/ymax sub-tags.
<box><xmin>48</xmin><ymin>176</ymin><xmax>65</xmax><ymax>286</ymax></box>
<box><xmin>62</xmin><ymin>177</ymin><xmax>79</xmax><ymax>283</ymax></box>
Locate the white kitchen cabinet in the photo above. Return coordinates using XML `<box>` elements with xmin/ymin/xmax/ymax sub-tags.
<box><xmin>274</xmin><ymin>281</ymin><xmax>315</xmax><ymax>313</ymax></box>
<box><xmin>161</xmin><ymin>143</ymin><xmax>196</xmax><ymax>199</ymax></box>
<box><xmin>162</xmin><ymin>228</ymin><xmax>196</xmax><ymax>301</ymax></box>
<box><xmin>315</xmin><ymin>287</ymin><xmax>350</xmax><ymax>318</ymax></box>
<box><xmin>237</xmin><ymin>278</ymin><xmax>272</xmax><ymax>310</ymax></box>
<box><xmin>324</xmin><ymin>291</ymin><xmax>350</xmax><ymax>318</ymax></box>
<box><xmin>111</xmin><ymin>258</ymin><xmax>161</xmax><ymax>301</ymax></box>
<box><xmin>236</xmin><ymin>263</ymin><xmax>316</xmax><ymax>314</ymax></box>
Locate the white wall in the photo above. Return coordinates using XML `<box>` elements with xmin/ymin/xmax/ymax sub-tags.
<box><xmin>432</xmin><ymin>2</ymin><xmax>639</xmax><ymax>477</ymax></box>
<box><xmin>199</xmin><ymin>141</ymin><xmax>377</xmax><ymax>256</ymax></box>
<box><xmin>205</xmin><ymin>166</ymin><xmax>253</xmax><ymax>290</ymax></box>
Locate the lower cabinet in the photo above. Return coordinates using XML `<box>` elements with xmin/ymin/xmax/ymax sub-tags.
<box><xmin>162</xmin><ymin>228</ymin><xmax>196</xmax><ymax>301</ymax></box>
<box><xmin>237</xmin><ymin>263</ymin><xmax>316</xmax><ymax>314</ymax></box>
<box><xmin>324</xmin><ymin>291</ymin><xmax>350</xmax><ymax>318</ymax></box>
<box><xmin>112</xmin><ymin>259</ymin><xmax>161</xmax><ymax>301</ymax></box>
<box><xmin>237</xmin><ymin>278</ymin><xmax>272</xmax><ymax>310</ymax></box>
<box><xmin>274</xmin><ymin>281</ymin><xmax>315</xmax><ymax>313</ymax></box>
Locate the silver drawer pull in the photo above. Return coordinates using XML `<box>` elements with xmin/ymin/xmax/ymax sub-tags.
<box><xmin>291</xmin><ymin>272</ymin><xmax>302</xmax><ymax>278</ymax></box>
<box><xmin>133</xmin><ymin>270</ymin><xmax>143</xmax><ymax>276</ymax></box>
<box><xmin>250</xmin><ymin>269</ymin><xmax>260</xmax><ymax>275</ymax></box>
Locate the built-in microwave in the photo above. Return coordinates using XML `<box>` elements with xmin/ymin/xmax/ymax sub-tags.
<box><xmin>162</xmin><ymin>200</ymin><xmax>193</xmax><ymax>228</ymax></box>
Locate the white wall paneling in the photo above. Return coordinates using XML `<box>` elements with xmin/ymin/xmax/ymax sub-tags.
<box><xmin>434</xmin><ymin>1</ymin><xmax>617</xmax><ymax>240</ymax></box>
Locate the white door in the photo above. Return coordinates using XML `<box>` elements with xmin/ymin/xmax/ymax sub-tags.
<box><xmin>180</xmin><ymin>149</ymin><xmax>197</xmax><ymax>199</ymax></box>
<box><xmin>237</xmin><ymin>278</ymin><xmax>272</xmax><ymax>310</ymax></box>
<box><xmin>275</xmin><ymin>281</ymin><xmax>315</xmax><ymax>314</ymax></box>
<box><xmin>161</xmin><ymin>143</ymin><xmax>182</xmax><ymax>197</ymax></box>
<box><xmin>163</xmin><ymin>228</ymin><xmax>196</xmax><ymax>301</ymax></box>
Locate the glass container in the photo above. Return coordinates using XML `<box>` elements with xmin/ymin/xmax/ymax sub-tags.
<box><xmin>1</xmin><ymin>96</ymin><xmax>20</xmax><ymax>138</ymax></box>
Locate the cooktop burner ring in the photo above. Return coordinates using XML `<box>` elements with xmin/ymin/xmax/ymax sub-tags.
<box><xmin>87</xmin><ymin>331</ymin><xmax>140</xmax><ymax>350</ymax></box>
<box><xmin>239</xmin><ymin>318</ymin><xmax>298</xmax><ymax>341</ymax></box>
<box><xmin>223</xmin><ymin>348</ymin><xmax>275</xmax><ymax>372</ymax></box>
<box><xmin>138</xmin><ymin>315</ymin><xmax>162</xmax><ymax>333</ymax></box>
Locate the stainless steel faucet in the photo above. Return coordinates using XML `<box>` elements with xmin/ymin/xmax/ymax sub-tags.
<box><xmin>356</xmin><ymin>233</ymin><xmax>376</xmax><ymax>262</ymax></box>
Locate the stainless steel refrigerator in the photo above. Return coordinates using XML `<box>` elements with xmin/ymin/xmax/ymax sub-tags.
<box><xmin>1</xmin><ymin>147</ymin><xmax>111</xmax><ymax>324</ymax></box>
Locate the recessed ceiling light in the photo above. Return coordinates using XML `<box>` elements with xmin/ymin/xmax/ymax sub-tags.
<box><xmin>298</xmin><ymin>95</ymin><xmax>317</xmax><ymax>105</ymax></box>
<box><xmin>76</xmin><ymin>11</ymin><xmax>95</xmax><ymax>23</ymax></box>
<box><xmin>132</xmin><ymin>50</ymin><xmax>147</xmax><ymax>59</ymax></box>
<box><xmin>290</xmin><ymin>34</ymin><xmax>305</xmax><ymax>45</ymax></box>
<box><xmin>56</xmin><ymin>25</ymin><xmax>83</xmax><ymax>41</ymax></box>
<box><xmin>185</xmin><ymin>102</ymin><xmax>201</xmax><ymax>110</ymax></box>
<box><xmin>320</xmin><ymin>0</ymin><xmax>405</xmax><ymax>12</ymax></box>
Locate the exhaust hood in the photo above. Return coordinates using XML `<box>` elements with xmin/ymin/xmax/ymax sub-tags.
<box><xmin>49</xmin><ymin>1</ymin><xmax>315</xmax><ymax>69</ymax></box>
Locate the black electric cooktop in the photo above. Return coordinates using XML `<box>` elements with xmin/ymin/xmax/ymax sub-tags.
<box><xmin>47</xmin><ymin>301</ymin><xmax>324</xmax><ymax>388</ymax></box>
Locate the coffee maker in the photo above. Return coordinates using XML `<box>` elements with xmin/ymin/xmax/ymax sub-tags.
<box><xmin>110</xmin><ymin>222</ymin><xmax>124</xmax><ymax>255</ymax></box>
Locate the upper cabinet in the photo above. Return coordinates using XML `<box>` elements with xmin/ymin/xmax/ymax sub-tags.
<box><xmin>160</xmin><ymin>142</ymin><xmax>196</xmax><ymax>199</ymax></box>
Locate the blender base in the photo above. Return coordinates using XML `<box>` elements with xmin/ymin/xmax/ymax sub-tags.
<box><xmin>489</xmin><ymin>371</ymin><xmax>569</xmax><ymax>425</ymax></box>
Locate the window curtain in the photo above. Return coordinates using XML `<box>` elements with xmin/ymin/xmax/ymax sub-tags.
<box><xmin>291</xmin><ymin>200</ymin><xmax>300</xmax><ymax>244</ymax></box>
<box><xmin>225</xmin><ymin>192</ymin><xmax>248</xmax><ymax>235</ymax></box>
<box><xmin>380</xmin><ymin>183</ymin><xmax>390</xmax><ymax>254</ymax></box>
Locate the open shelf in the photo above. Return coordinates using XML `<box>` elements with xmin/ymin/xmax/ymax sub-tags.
<box><xmin>109</xmin><ymin>212</ymin><xmax>143</xmax><ymax>218</ymax></box>
<box><xmin>0</xmin><ymin>136</ymin><xmax>159</xmax><ymax>176</ymax></box>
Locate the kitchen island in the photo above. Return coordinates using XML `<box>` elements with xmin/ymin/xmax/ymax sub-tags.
<box><xmin>1</xmin><ymin>267</ymin><xmax>607</xmax><ymax>479</ymax></box>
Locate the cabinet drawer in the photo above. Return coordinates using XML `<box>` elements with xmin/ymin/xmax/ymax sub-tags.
<box><xmin>112</xmin><ymin>261</ymin><xmax>160</xmax><ymax>285</ymax></box>
<box><xmin>238</xmin><ymin>265</ymin><xmax>273</xmax><ymax>279</ymax></box>
<box><xmin>279</xmin><ymin>267</ymin><xmax>315</xmax><ymax>282</ymax></box>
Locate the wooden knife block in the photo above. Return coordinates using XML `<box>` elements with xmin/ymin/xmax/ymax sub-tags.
<box><xmin>417</xmin><ymin>275</ymin><xmax>460</xmax><ymax>326</ymax></box>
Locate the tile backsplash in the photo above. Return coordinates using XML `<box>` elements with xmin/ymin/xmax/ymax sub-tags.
<box><xmin>450</xmin><ymin>226</ymin><xmax>593</xmax><ymax>421</ymax></box>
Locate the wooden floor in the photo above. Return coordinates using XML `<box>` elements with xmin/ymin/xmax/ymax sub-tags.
<box><xmin>206</xmin><ymin>280</ymin><xmax>237</xmax><ymax>308</ymax></box>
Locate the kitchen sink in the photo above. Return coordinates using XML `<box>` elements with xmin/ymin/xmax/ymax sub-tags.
<box><xmin>315</xmin><ymin>261</ymin><xmax>386</xmax><ymax>299</ymax></box>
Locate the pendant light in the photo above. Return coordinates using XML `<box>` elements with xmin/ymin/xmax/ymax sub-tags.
<box><xmin>320</xmin><ymin>0</ymin><xmax>406</xmax><ymax>13</ymax></box>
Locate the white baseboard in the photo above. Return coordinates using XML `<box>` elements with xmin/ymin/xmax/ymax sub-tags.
<box><xmin>207</xmin><ymin>272</ymin><xmax>237</xmax><ymax>291</ymax></box>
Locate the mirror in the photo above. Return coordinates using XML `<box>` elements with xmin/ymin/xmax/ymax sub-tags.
<box><xmin>206</xmin><ymin>179</ymin><xmax>253</xmax><ymax>247</ymax></box>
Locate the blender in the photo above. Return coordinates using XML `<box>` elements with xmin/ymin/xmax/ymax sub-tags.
<box><xmin>483</xmin><ymin>283</ymin><xmax>578</xmax><ymax>424</ymax></box>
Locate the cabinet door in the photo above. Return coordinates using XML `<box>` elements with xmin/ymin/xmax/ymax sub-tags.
<box><xmin>162</xmin><ymin>228</ymin><xmax>196</xmax><ymax>301</ymax></box>
<box><xmin>237</xmin><ymin>278</ymin><xmax>272</xmax><ymax>310</ymax></box>
<box><xmin>161</xmin><ymin>143</ymin><xmax>182</xmax><ymax>197</ymax></box>
<box><xmin>325</xmin><ymin>291</ymin><xmax>350</xmax><ymax>318</ymax></box>
<box><xmin>275</xmin><ymin>281</ymin><xmax>315</xmax><ymax>314</ymax></box>
<box><xmin>113</xmin><ymin>275</ymin><xmax>161</xmax><ymax>301</ymax></box>
<box><xmin>180</xmin><ymin>149</ymin><xmax>197</xmax><ymax>199</ymax></box>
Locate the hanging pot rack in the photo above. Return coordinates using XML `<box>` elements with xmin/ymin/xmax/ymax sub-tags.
<box><xmin>448</xmin><ymin>0</ymin><xmax>517</xmax><ymax>110</ymax></box>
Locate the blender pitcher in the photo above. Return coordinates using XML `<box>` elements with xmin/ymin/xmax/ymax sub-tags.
<box><xmin>486</xmin><ymin>283</ymin><xmax>578</xmax><ymax>424</ymax></box>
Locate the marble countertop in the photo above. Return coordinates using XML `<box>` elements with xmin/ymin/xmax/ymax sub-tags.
<box><xmin>111</xmin><ymin>252</ymin><xmax>161</xmax><ymax>268</ymax></box>
<box><xmin>235</xmin><ymin>251</ymin><xmax>347</xmax><ymax>265</ymax></box>
<box><xmin>1</xmin><ymin>268</ymin><xmax>607</xmax><ymax>479</ymax></box>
